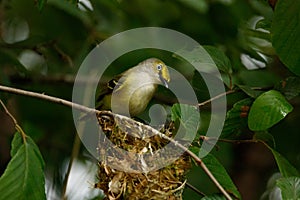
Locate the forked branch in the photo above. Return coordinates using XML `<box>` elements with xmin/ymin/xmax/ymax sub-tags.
<box><xmin>0</xmin><ymin>84</ymin><xmax>232</xmax><ymax>200</ymax></box>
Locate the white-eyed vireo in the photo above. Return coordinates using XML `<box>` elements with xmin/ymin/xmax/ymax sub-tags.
<box><xmin>96</xmin><ymin>58</ymin><xmax>170</xmax><ymax>116</ymax></box>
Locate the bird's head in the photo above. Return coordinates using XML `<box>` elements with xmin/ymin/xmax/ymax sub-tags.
<box><xmin>141</xmin><ymin>58</ymin><xmax>170</xmax><ymax>88</ymax></box>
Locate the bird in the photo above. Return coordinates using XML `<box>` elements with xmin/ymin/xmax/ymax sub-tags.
<box><xmin>96</xmin><ymin>58</ymin><xmax>170</xmax><ymax>117</ymax></box>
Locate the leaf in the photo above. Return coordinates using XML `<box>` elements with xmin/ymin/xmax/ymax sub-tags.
<box><xmin>248</xmin><ymin>90</ymin><xmax>293</xmax><ymax>131</ymax></box>
<box><xmin>203</xmin><ymin>46</ymin><xmax>232</xmax><ymax>74</ymax></box>
<box><xmin>275</xmin><ymin>77</ymin><xmax>300</xmax><ymax>100</ymax></box>
<box><xmin>49</xmin><ymin>0</ymin><xmax>91</xmax><ymax>26</ymax></box>
<box><xmin>176</xmin><ymin>0</ymin><xmax>208</xmax><ymax>13</ymax></box>
<box><xmin>237</xmin><ymin>69</ymin><xmax>280</xmax><ymax>88</ymax></box>
<box><xmin>67</xmin><ymin>0</ymin><xmax>78</xmax><ymax>4</ymax></box>
<box><xmin>271</xmin><ymin>0</ymin><xmax>300</xmax><ymax>76</ymax></box>
<box><xmin>36</xmin><ymin>0</ymin><xmax>47</xmax><ymax>11</ymax></box>
<box><xmin>221</xmin><ymin>98</ymin><xmax>253</xmax><ymax>139</ymax></box>
<box><xmin>255</xmin><ymin>18</ymin><xmax>271</xmax><ymax>31</ymax></box>
<box><xmin>10</xmin><ymin>132</ymin><xmax>23</xmax><ymax>157</ymax></box>
<box><xmin>237</xmin><ymin>85</ymin><xmax>264</xmax><ymax>98</ymax></box>
<box><xmin>171</xmin><ymin>104</ymin><xmax>200</xmax><ymax>141</ymax></box>
<box><xmin>260</xmin><ymin>173</ymin><xmax>282</xmax><ymax>200</ymax></box>
<box><xmin>276</xmin><ymin>177</ymin><xmax>300</xmax><ymax>200</ymax></box>
<box><xmin>174</xmin><ymin>47</ymin><xmax>222</xmax><ymax>76</ymax></box>
<box><xmin>0</xmin><ymin>133</ymin><xmax>46</xmax><ymax>200</ymax></box>
<box><xmin>269</xmin><ymin>148</ymin><xmax>300</xmax><ymax>178</ymax></box>
<box><xmin>202</xmin><ymin>153</ymin><xmax>241</xmax><ymax>199</ymax></box>
<box><xmin>201</xmin><ymin>194</ymin><xmax>226</xmax><ymax>200</ymax></box>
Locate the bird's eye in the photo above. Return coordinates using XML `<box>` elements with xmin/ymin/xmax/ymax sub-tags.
<box><xmin>157</xmin><ymin>64</ymin><xmax>162</xmax><ymax>71</ymax></box>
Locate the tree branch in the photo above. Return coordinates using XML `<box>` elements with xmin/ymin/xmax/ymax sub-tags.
<box><xmin>198</xmin><ymin>89</ymin><xmax>236</xmax><ymax>107</ymax></box>
<box><xmin>0</xmin><ymin>84</ymin><xmax>233</xmax><ymax>199</ymax></box>
<box><xmin>0</xmin><ymin>85</ymin><xmax>95</xmax><ymax>114</ymax></box>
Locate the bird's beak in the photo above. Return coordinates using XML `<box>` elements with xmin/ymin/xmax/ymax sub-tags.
<box><xmin>159</xmin><ymin>74</ymin><xmax>169</xmax><ymax>88</ymax></box>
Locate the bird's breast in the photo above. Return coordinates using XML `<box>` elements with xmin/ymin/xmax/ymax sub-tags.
<box><xmin>111</xmin><ymin>83</ymin><xmax>157</xmax><ymax>116</ymax></box>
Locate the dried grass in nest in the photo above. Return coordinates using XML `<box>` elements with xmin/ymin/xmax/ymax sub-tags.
<box><xmin>94</xmin><ymin>112</ymin><xmax>192</xmax><ymax>200</ymax></box>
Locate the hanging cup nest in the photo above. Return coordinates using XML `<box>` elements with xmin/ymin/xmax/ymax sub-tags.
<box><xmin>94</xmin><ymin>111</ymin><xmax>192</xmax><ymax>200</ymax></box>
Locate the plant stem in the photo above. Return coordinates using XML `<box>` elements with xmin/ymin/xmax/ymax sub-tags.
<box><xmin>0</xmin><ymin>99</ymin><xmax>27</xmax><ymax>142</ymax></box>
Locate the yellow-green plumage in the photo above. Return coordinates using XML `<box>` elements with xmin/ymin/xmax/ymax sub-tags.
<box><xmin>96</xmin><ymin>58</ymin><xmax>170</xmax><ymax>116</ymax></box>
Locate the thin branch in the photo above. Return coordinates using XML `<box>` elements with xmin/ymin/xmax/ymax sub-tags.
<box><xmin>0</xmin><ymin>84</ymin><xmax>232</xmax><ymax>199</ymax></box>
<box><xmin>198</xmin><ymin>90</ymin><xmax>236</xmax><ymax>107</ymax></box>
<box><xmin>200</xmin><ymin>136</ymin><xmax>258</xmax><ymax>145</ymax></box>
<box><xmin>197</xmin><ymin>85</ymin><xmax>273</xmax><ymax>108</ymax></box>
<box><xmin>53</xmin><ymin>43</ymin><xmax>74</xmax><ymax>67</ymax></box>
<box><xmin>186</xmin><ymin>182</ymin><xmax>205</xmax><ymax>197</ymax></box>
<box><xmin>229</xmin><ymin>75</ymin><xmax>233</xmax><ymax>90</ymax></box>
<box><xmin>0</xmin><ymin>99</ymin><xmax>27</xmax><ymax>142</ymax></box>
<box><xmin>0</xmin><ymin>85</ymin><xmax>95</xmax><ymax>114</ymax></box>
<box><xmin>181</xmin><ymin>146</ymin><xmax>232</xmax><ymax>200</ymax></box>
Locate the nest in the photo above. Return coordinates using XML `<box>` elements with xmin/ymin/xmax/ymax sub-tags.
<box><xmin>94</xmin><ymin>112</ymin><xmax>192</xmax><ymax>200</ymax></box>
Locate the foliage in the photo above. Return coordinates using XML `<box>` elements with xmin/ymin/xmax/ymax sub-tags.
<box><xmin>0</xmin><ymin>133</ymin><xmax>45</xmax><ymax>200</ymax></box>
<box><xmin>0</xmin><ymin>0</ymin><xmax>300</xmax><ymax>199</ymax></box>
<box><xmin>248</xmin><ymin>90</ymin><xmax>293</xmax><ymax>131</ymax></box>
<box><xmin>271</xmin><ymin>0</ymin><xmax>300</xmax><ymax>76</ymax></box>
<box><xmin>276</xmin><ymin>177</ymin><xmax>300</xmax><ymax>199</ymax></box>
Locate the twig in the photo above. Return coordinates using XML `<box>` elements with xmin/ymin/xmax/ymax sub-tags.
<box><xmin>197</xmin><ymin>86</ymin><xmax>273</xmax><ymax>108</ymax></box>
<box><xmin>200</xmin><ymin>136</ymin><xmax>257</xmax><ymax>145</ymax></box>
<box><xmin>186</xmin><ymin>182</ymin><xmax>205</xmax><ymax>197</ymax></box>
<box><xmin>0</xmin><ymin>85</ymin><xmax>95</xmax><ymax>114</ymax></box>
<box><xmin>175</xmin><ymin>143</ymin><xmax>232</xmax><ymax>200</ymax></box>
<box><xmin>0</xmin><ymin>84</ymin><xmax>232</xmax><ymax>199</ymax></box>
<box><xmin>0</xmin><ymin>99</ymin><xmax>27</xmax><ymax>142</ymax></box>
<box><xmin>53</xmin><ymin>43</ymin><xmax>74</xmax><ymax>67</ymax></box>
<box><xmin>198</xmin><ymin>90</ymin><xmax>236</xmax><ymax>107</ymax></box>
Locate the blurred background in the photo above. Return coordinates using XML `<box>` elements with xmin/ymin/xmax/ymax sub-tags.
<box><xmin>0</xmin><ymin>0</ymin><xmax>299</xmax><ymax>199</ymax></box>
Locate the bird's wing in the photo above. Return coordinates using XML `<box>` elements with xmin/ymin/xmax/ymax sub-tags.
<box><xmin>95</xmin><ymin>72</ymin><xmax>127</xmax><ymax>109</ymax></box>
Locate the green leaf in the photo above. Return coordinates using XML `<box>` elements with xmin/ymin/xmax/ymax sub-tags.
<box><xmin>237</xmin><ymin>69</ymin><xmax>280</xmax><ymax>88</ymax></box>
<box><xmin>174</xmin><ymin>47</ymin><xmax>222</xmax><ymax>76</ymax></box>
<box><xmin>36</xmin><ymin>0</ymin><xmax>47</xmax><ymax>11</ymax></box>
<box><xmin>176</xmin><ymin>0</ymin><xmax>208</xmax><ymax>13</ymax></box>
<box><xmin>189</xmin><ymin>145</ymin><xmax>201</xmax><ymax>155</ymax></box>
<box><xmin>255</xmin><ymin>18</ymin><xmax>271</xmax><ymax>31</ymax></box>
<box><xmin>171</xmin><ymin>104</ymin><xmax>200</xmax><ymax>141</ymax></box>
<box><xmin>203</xmin><ymin>46</ymin><xmax>232</xmax><ymax>74</ymax></box>
<box><xmin>248</xmin><ymin>90</ymin><xmax>293</xmax><ymax>131</ymax></box>
<box><xmin>237</xmin><ymin>85</ymin><xmax>264</xmax><ymax>98</ymax></box>
<box><xmin>269</xmin><ymin>148</ymin><xmax>299</xmax><ymax>178</ymax></box>
<box><xmin>67</xmin><ymin>0</ymin><xmax>78</xmax><ymax>4</ymax></box>
<box><xmin>49</xmin><ymin>0</ymin><xmax>91</xmax><ymax>26</ymax></box>
<box><xmin>260</xmin><ymin>173</ymin><xmax>282</xmax><ymax>200</ymax></box>
<box><xmin>275</xmin><ymin>77</ymin><xmax>300</xmax><ymax>100</ymax></box>
<box><xmin>271</xmin><ymin>0</ymin><xmax>300</xmax><ymax>76</ymax></box>
<box><xmin>201</xmin><ymin>194</ymin><xmax>226</xmax><ymax>200</ymax></box>
<box><xmin>10</xmin><ymin>133</ymin><xmax>23</xmax><ymax>157</ymax></box>
<box><xmin>276</xmin><ymin>177</ymin><xmax>300</xmax><ymax>200</ymax></box>
<box><xmin>221</xmin><ymin>98</ymin><xmax>253</xmax><ymax>139</ymax></box>
<box><xmin>202</xmin><ymin>154</ymin><xmax>241</xmax><ymax>199</ymax></box>
<box><xmin>0</xmin><ymin>133</ymin><xmax>46</xmax><ymax>200</ymax></box>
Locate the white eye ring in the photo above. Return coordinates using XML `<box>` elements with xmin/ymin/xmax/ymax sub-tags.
<box><xmin>157</xmin><ymin>64</ymin><xmax>162</xmax><ymax>70</ymax></box>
